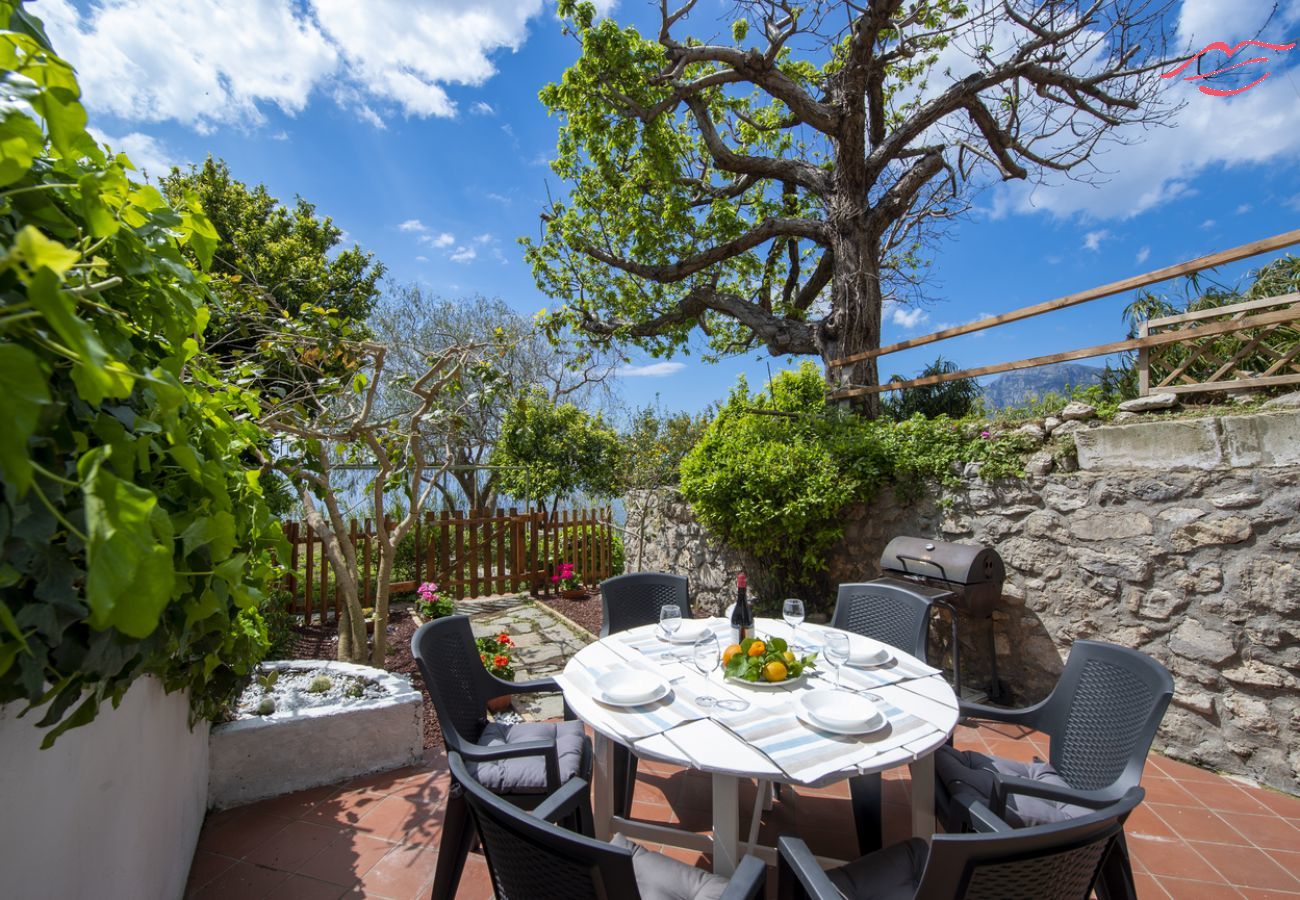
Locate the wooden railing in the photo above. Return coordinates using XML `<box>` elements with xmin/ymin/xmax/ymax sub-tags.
<box><xmin>827</xmin><ymin>229</ymin><xmax>1300</xmax><ymax>400</ymax></box>
<box><xmin>281</xmin><ymin>506</ymin><xmax>615</xmax><ymax>624</ymax></box>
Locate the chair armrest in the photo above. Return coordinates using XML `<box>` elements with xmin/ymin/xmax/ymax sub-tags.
<box><xmin>954</xmin><ymin>795</ymin><xmax>1013</xmax><ymax>834</ymax></box>
<box><xmin>958</xmin><ymin>698</ymin><xmax>1048</xmax><ymax>727</ymax></box>
<box><xmin>720</xmin><ymin>855</ymin><xmax>767</xmax><ymax>900</ymax></box>
<box><xmin>990</xmin><ymin>773</ymin><xmax>1116</xmax><ymax>814</ymax></box>
<box><xmin>458</xmin><ymin>738</ymin><xmax>563</xmax><ymax>792</ymax></box>
<box><xmin>777</xmin><ymin>836</ymin><xmax>841</xmax><ymax>900</ymax></box>
<box><xmin>502</xmin><ymin>675</ymin><xmax>562</xmax><ymax>695</ymax></box>
<box><xmin>532</xmin><ymin>777</ymin><xmax>591</xmax><ymax>826</ymax></box>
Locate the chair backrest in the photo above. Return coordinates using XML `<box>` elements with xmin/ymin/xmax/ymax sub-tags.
<box><xmin>448</xmin><ymin>751</ymin><xmax>641</xmax><ymax>900</ymax></box>
<box><xmin>1040</xmin><ymin>641</ymin><xmax>1174</xmax><ymax>794</ymax></box>
<box><xmin>830</xmin><ymin>581</ymin><xmax>934</xmax><ymax>659</ymax></box>
<box><xmin>599</xmin><ymin>572</ymin><xmax>691</xmax><ymax>637</ymax></box>
<box><xmin>916</xmin><ymin>787</ymin><xmax>1144</xmax><ymax>899</ymax></box>
<box><xmin>411</xmin><ymin>615</ymin><xmax>503</xmax><ymax>751</ymax></box>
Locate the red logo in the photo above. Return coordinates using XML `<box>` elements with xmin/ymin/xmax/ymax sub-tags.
<box><xmin>1161</xmin><ymin>40</ymin><xmax>1296</xmax><ymax>96</ymax></box>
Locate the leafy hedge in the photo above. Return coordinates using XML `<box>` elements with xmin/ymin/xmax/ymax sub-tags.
<box><xmin>0</xmin><ymin>4</ymin><xmax>281</xmax><ymax>744</ymax></box>
<box><xmin>679</xmin><ymin>363</ymin><xmax>1038</xmax><ymax>608</ymax></box>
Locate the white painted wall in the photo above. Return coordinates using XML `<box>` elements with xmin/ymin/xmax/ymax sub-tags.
<box><xmin>0</xmin><ymin>677</ymin><xmax>209</xmax><ymax>900</ymax></box>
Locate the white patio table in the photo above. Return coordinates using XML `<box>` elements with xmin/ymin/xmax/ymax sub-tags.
<box><xmin>554</xmin><ymin>616</ymin><xmax>959</xmax><ymax>875</ymax></box>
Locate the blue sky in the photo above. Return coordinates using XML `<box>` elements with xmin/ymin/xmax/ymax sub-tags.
<box><xmin>36</xmin><ymin>0</ymin><xmax>1300</xmax><ymax>415</ymax></box>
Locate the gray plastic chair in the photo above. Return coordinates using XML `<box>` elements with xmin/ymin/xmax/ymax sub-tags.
<box><xmin>449</xmin><ymin>751</ymin><xmax>765</xmax><ymax>900</ymax></box>
<box><xmin>778</xmin><ymin>786</ymin><xmax>1144</xmax><ymax>900</ymax></box>
<box><xmin>412</xmin><ymin>615</ymin><xmax>593</xmax><ymax>900</ymax></box>
<box><xmin>936</xmin><ymin>640</ymin><xmax>1173</xmax><ymax>900</ymax></box>
<box><xmin>599</xmin><ymin>571</ymin><xmax>692</xmax><ymax>817</ymax></box>
<box><xmin>832</xmin><ymin>581</ymin><xmax>938</xmax><ymax>856</ymax></box>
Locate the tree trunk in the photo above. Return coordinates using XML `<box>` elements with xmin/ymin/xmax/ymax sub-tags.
<box><xmin>370</xmin><ymin>548</ymin><xmax>395</xmax><ymax>667</ymax></box>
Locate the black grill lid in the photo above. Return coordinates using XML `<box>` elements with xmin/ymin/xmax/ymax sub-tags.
<box><xmin>879</xmin><ymin>536</ymin><xmax>1005</xmax><ymax>587</ymax></box>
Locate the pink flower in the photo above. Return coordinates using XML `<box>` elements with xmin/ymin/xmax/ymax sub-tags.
<box><xmin>980</xmin><ymin>430</ymin><xmax>991</xmax><ymax>439</ymax></box>
<box><xmin>551</xmin><ymin>574</ymin><xmax>560</xmax><ymax>583</ymax></box>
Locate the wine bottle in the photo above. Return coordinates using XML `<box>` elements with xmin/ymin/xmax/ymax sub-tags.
<box><xmin>730</xmin><ymin>573</ymin><xmax>754</xmax><ymax>644</ymax></box>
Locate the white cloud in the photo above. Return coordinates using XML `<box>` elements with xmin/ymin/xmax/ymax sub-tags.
<box><xmin>616</xmin><ymin>361</ymin><xmax>686</xmax><ymax>377</ymax></box>
<box><xmin>90</xmin><ymin>129</ymin><xmax>179</xmax><ymax>178</ymax></box>
<box><xmin>415</xmin><ymin>255</ymin><xmax>428</xmax><ymax>262</ymax></box>
<box><xmin>38</xmin><ymin>0</ymin><xmax>553</xmax><ymax>130</ymax></box>
<box><xmin>1201</xmin><ymin>219</ymin><xmax>1217</xmax><ymax>229</ymax></box>
<box><xmin>449</xmin><ymin>245</ymin><xmax>477</xmax><ymax>263</ymax></box>
<box><xmin>421</xmin><ymin>232</ymin><xmax>456</xmax><ymax>249</ymax></box>
<box><xmin>888</xmin><ymin>305</ymin><xmax>930</xmax><ymax>329</ymax></box>
<box><xmin>398</xmin><ymin>219</ymin><xmax>429</xmax><ymax>233</ymax></box>
<box><xmin>1235</xmin><ymin>203</ymin><xmax>1252</xmax><ymax>215</ymax></box>
<box><xmin>1136</xmin><ymin>246</ymin><xmax>1151</xmax><ymax>264</ymax></box>
<box><xmin>471</xmin><ymin>101</ymin><xmax>496</xmax><ymax>116</ymax></box>
<box><xmin>270</xmin><ymin>130</ymin><xmax>289</xmax><ymax>141</ymax></box>
<box><xmin>473</xmin><ymin>233</ymin><xmax>493</xmax><ymax>244</ymax></box>
<box><xmin>486</xmin><ymin>192</ymin><xmax>511</xmax><ymax>205</ymax></box>
<box><xmin>1082</xmin><ymin>229</ymin><xmax>1110</xmax><ymax>251</ymax></box>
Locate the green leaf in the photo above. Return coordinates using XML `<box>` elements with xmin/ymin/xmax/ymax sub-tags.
<box><xmin>0</xmin><ymin>109</ymin><xmax>43</xmax><ymax>186</ymax></box>
<box><xmin>82</xmin><ymin>452</ymin><xmax>175</xmax><ymax>637</ymax></box>
<box><xmin>11</xmin><ymin>224</ymin><xmax>80</xmax><ymax>276</ymax></box>
<box><xmin>0</xmin><ymin>343</ymin><xmax>50</xmax><ymax>493</ymax></box>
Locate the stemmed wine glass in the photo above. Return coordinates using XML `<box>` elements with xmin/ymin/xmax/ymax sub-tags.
<box><xmin>823</xmin><ymin>631</ymin><xmax>850</xmax><ymax>690</ymax></box>
<box><xmin>690</xmin><ymin>632</ymin><xmax>748</xmax><ymax>712</ymax></box>
<box><xmin>659</xmin><ymin>605</ymin><xmax>682</xmax><ymax>639</ymax></box>
<box><xmin>782</xmin><ymin>598</ymin><xmax>805</xmax><ymax>651</ymax></box>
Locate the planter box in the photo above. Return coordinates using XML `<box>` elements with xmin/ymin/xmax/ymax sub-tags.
<box><xmin>208</xmin><ymin>660</ymin><xmax>423</xmax><ymax>809</ymax></box>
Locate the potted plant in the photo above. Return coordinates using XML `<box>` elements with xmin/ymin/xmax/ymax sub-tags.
<box><xmin>415</xmin><ymin>581</ymin><xmax>454</xmax><ymax>620</ymax></box>
<box><xmin>477</xmin><ymin>633</ymin><xmax>516</xmax><ymax>712</ymax></box>
<box><xmin>552</xmin><ymin>561</ymin><xmax>588</xmax><ymax>599</ymax></box>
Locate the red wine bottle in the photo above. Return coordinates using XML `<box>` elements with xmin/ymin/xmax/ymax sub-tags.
<box><xmin>730</xmin><ymin>573</ymin><xmax>754</xmax><ymax>644</ymax></box>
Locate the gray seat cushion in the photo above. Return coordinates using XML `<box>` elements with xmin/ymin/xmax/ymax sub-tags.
<box><xmin>936</xmin><ymin>745</ymin><xmax>1092</xmax><ymax>827</ymax></box>
<box><xmin>827</xmin><ymin>837</ymin><xmax>927</xmax><ymax>900</ymax></box>
<box><xmin>469</xmin><ymin>720</ymin><xmax>587</xmax><ymax>795</ymax></box>
<box><xmin>610</xmin><ymin>834</ymin><xmax>729</xmax><ymax>900</ymax></box>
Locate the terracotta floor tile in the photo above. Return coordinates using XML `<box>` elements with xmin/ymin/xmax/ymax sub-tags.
<box><xmin>356</xmin><ymin>795</ymin><xmax>443</xmax><ymax>844</ymax></box>
<box><xmin>185</xmin><ymin>849</ymin><xmax>238</xmax><ymax>894</ymax></box>
<box><xmin>1250</xmin><ymin>791</ymin><xmax>1300</xmax><ymax>820</ymax></box>
<box><xmin>1132</xmin><ymin>872</ymin><xmax>1171</xmax><ymax>898</ymax></box>
<box><xmin>1155</xmin><ymin>755</ymin><xmax>1230</xmax><ymax>784</ymax></box>
<box><xmin>1191</xmin><ymin>842</ymin><xmax>1300</xmax><ymax>891</ymax></box>
<box><xmin>452</xmin><ymin>854</ymin><xmax>497</xmax><ymax>900</ymax></box>
<box><xmin>1128</xmin><ymin>835</ymin><xmax>1225</xmax><ymax>882</ymax></box>
<box><xmin>1154</xmin><ymin>876</ymin><xmax>1245</xmax><ymax>899</ymax></box>
<box><xmin>632</xmin><ymin>777</ymin><xmax>677</xmax><ymax>807</ymax></box>
<box><xmin>357</xmin><ymin>843</ymin><xmax>439</xmax><ymax>900</ymax></box>
<box><xmin>1266</xmin><ymin>850</ymin><xmax>1300</xmax><ymax>880</ymax></box>
<box><xmin>303</xmin><ymin>788</ymin><xmax>390</xmax><ymax>828</ymax></box>
<box><xmin>192</xmin><ymin>860</ymin><xmax>291</xmax><ymax>899</ymax></box>
<box><xmin>1151</xmin><ymin>804</ymin><xmax>1246</xmax><ymax>845</ymax></box>
<box><xmin>297</xmin><ymin>831</ymin><xmax>397</xmax><ymax>886</ymax></box>
<box><xmin>1142</xmin><ymin>776</ymin><xmax>1201</xmax><ymax>807</ymax></box>
<box><xmin>1222</xmin><ymin>813</ymin><xmax>1300</xmax><ymax>852</ymax></box>
<box><xmin>244</xmin><ymin>820</ymin><xmax>346</xmax><ymax>872</ymax></box>
<box><xmin>199</xmin><ymin>811</ymin><xmax>294</xmax><ymax>859</ymax></box>
<box><xmin>1192</xmin><ymin>782</ymin><xmax>1276</xmax><ymax>816</ymax></box>
<box><xmin>1128</xmin><ymin>804</ymin><xmax>1179</xmax><ymax>842</ymax></box>
<box><xmin>265</xmin><ymin>874</ymin><xmax>347</xmax><ymax>900</ymax></box>
<box><xmin>242</xmin><ymin>785</ymin><xmax>341</xmax><ymax>822</ymax></box>
<box><xmin>1237</xmin><ymin>891</ymin><xmax>1300</xmax><ymax>900</ymax></box>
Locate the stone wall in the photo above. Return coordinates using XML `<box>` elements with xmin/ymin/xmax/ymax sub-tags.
<box><xmin>625</xmin><ymin>411</ymin><xmax>1300</xmax><ymax>795</ymax></box>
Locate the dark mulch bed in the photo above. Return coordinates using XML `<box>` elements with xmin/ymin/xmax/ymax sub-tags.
<box><xmin>287</xmin><ymin>608</ymin><xmax>443</xmax><ymax>750</ymax></box>
<box><xmin>538</xmin><ymin>590</ymin><xmax>603</xmax><ymax>637</ymax></box>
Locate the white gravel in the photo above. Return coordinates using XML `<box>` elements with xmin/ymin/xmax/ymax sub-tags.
<box><xmin>234</xmin><ymin>664</ymin><xmax>389</xmax><ymax>718</ymax></box>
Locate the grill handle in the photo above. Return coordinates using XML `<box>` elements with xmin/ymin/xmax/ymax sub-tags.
<box><xmin>892</xmin><ymin>551</ymin><xmax>951</xmax><ymax>583</ymax></box>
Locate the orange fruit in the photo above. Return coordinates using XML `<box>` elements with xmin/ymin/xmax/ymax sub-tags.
<box><xmin>747</xmin><ymin>641</ymin><xmax>766</xmax><ymax>657</ymax></box>
<box><xmin>782</xmin><ymin>651</ymin><xmax>796</xmax><ymax>664</ymax></box>
<box><xmin>722</xmin><ymin>644</ymin><xmax>743</xmax><ymax>665</ymax></box>
<box><xmin>762</xmin><ymin>661</ymin><xmax>788</xmax><ymax>682</ymax></box>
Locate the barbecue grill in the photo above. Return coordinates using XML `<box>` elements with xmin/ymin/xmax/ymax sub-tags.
<box><xmin>876</xmin><ymin>536</ymin><xmax>1008</xmax><ymax>701</ymax></box>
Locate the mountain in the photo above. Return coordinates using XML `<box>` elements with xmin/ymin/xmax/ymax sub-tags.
<box><xmin>981</xmin><ymin>363</ymin><xmax>1104</xmax><ymax>409</ymax></box>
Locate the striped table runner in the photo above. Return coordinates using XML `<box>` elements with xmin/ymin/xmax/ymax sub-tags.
<box><xmin>554</xmin><ymin>655</ymin><xmax>708</xmax><ymax>741</ymax></box>
<box><xmin>617</xmin><ymin>620</ymin><xmax>732</xmax><ymax>663</ymax></box>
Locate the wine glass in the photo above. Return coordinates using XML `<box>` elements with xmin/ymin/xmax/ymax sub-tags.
<box><xmin>659</xmin><ymin>605</ymin><xmax>682</xmax><ymax>640</ymax></box>
<box><xmin>823</xmin><ymin>631</ymin><xmax>850</xmax><ymax>690</ymax></box>
<box><xmin>691</xmin><ymin>632</ymin><xmax>748</xmax><ymax>712</ymax></box>
<box><xmin>782</xmin><ymin>598</ymin><xmax>805</xmax><ymax>650</ymax></box>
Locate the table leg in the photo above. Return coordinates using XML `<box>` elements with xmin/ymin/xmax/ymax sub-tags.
<box><xmin>593</xmin><ymin>733</ymin><xmax>615</xmax><ymax>842</ymax></box>
<box><xmin>909</xmin><ymin>752</ymin><xmax>936</xmax><ymax>840</ymax></box>
<box><xmin>711</xmin><ymin>773</ymin><xmax>740</xmax><ymax>876</ymax></box>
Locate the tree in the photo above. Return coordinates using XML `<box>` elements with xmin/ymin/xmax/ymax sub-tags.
<box><xmin>490</xmin><ymin>389</ymin><xmax>622</xmax><ymax>521</ymax></box>
<box><xmin>262</xmin><ymin>340</ymin><xmax>501</xmax><ymax>665</ymax></box>
<box><xmin>369</xmin><ymin>286</ymin><xmax>616</xmax><ymax>510</ymax></box>
<box><xmin>618</xmin><ymin>401</ymin><xmax>709</xmax><ymax>567</ymax></box>
<box><xmin>161</xmin><ymin>158</ymin><xmax>384</xmax><ymax>406</ymax></box>
<box><xmin>885</xmin><ymin>356</ymin><xmax>982</xmax><ymax>419</ymax></box>
<box><xmin>527</xmin><ymin>0</ymin><xmax>1176</xmax><ymax>414</ymax></box>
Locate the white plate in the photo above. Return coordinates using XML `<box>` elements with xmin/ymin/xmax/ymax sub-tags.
<box><xmin>596</xmin><ymin>670</ymin><xmax>670</xmax><ymax>706</ymax></box>
<box><xmin>795</xmin><ymin>692</ymin><xmax>887</xmax><ymax>735</ymax></box>
<box><xmin>657</xmin><ymin>622</ymin><xmax>710</xmax><ymax>644</ymax></box>
<box><xmin>725</xmin><ymin>671</ymin><xmax>809</xmax><ymax>690</ymax></box>
<box><xmin>847</xmin><ymin>639</ymin><xmax>893</xmax><ymax>668</ymax></box>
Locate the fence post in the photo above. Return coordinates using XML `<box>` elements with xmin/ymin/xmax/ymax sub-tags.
<box><xmin>287</xmin><ymin>520</ymin><xmax>300</xmax><ymax>601</ymax></box>
<box><xmin>425</xmin><ymin>511</ymin><xmax>435</xmax><ymax>591</ymax></box>
<box><xmin>1137</xmin><ymin>320</ymin><xmax>1150</xmax><ymax>396</ymax></box>
<box><xmin>304</xmin><ymin>526</ymin><xmax>315</xmax><ymax>625</ymax></box>
<box><xmin>413</xmin><ymin>513</ymin><xmax>422</xmax><ymax>588</ymax></box>
<box><xmin>439</xmin><ymin>510</ymin><xmax>450</xmax><ymax>596</ymax></box>
<box><xmin>529</xmin><ymin>509</ymin><xmax>540</xmax><ymax>596</ymax></box>
<box><xmin>454</xmin><ymin>509</ymin><xmax>466</xmax><ymax>601</ymax></box>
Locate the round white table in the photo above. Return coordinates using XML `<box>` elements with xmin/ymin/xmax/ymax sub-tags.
<box><xmin>556</xmin><ymin>617</ymin><xmax>959</xmax><ymax>875</ymax></box>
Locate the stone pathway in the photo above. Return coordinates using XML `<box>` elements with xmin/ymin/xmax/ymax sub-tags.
<box><xmin>460</xmin><ymin>595</ymin><xmax>594</xmax><ymax>721</ymax></box>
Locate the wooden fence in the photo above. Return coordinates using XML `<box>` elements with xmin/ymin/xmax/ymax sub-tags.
<box><xmin>827</xmin><ymin>229</ymin><xmax>1300</xmax><ymax>400</ymax></box>
<box><xmin>281</xmin><ymin>507</ymin><xmax>615</xmax><ymax>624</ymax></box>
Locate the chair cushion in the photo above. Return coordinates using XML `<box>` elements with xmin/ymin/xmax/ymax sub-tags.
<box><xmin>936</xmin><ymin>745</ymin><xmax>1092</xmax><ymax>827</ymax></box>
<box><xmin>610</xmin><ymin>834</ymin><xmax>730</xmax><ymax>900</ymax></box>
<box><xmin>827</xmin><ymin>837</ymin><xmax>928</xmax><ymax>900</ymax></box>
<box><xmin>469</xmin><ymin>720</ymin><xmax>588</xmax><ymax>795</ymax></box>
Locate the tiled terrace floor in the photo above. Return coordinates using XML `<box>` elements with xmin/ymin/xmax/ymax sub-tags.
<box><xmin>187</xmin><ymin>721</ymin><xmax>1300</xmax><ymax>900</ymax></box>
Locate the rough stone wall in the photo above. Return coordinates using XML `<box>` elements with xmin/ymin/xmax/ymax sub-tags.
<box><xmin>625</xmin><ymin>456</ymin><xmax>1300</xmax><ymax>795</ymax></box>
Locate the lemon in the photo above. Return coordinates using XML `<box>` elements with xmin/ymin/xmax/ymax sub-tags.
<box><xmin>722</xmin><ymin>643</ymin><xmax>744</xmax><ymax>665</ymax></box>
<box><xmin>782</xmin><ymin>651</ymin><xmax>796</xmax><ymax>664</ymax></box>
<box><xmin>762</xmin><ymin>661</ymin><xmax>788</xmax><ymax>682</ymax></box>
<box><xmin>747</xmin><ymin>640</ymin><xmax>766</xmax><ymax>658</ymax></box>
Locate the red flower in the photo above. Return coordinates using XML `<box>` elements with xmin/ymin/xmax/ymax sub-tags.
<box><xmin>497</xmin><ymin>633</ymin><xmax>513</xmax><ymax>646</ymax></box>
<box><xmin>480</xmin><ymin>653</ymin><xmax>488</xmax><ymax>664</ymax></box>
<box><xmin>493</xmin><ymin>655</ymin><xmax>509</xmax><ymax>668</ymax></box>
